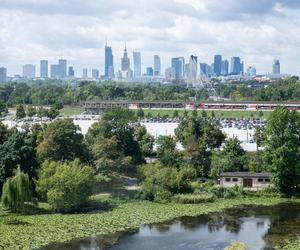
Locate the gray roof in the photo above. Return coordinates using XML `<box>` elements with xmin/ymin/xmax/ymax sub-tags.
<box><xmin>220</xmin><ymin>172</ymin><xmax>272</xmax><ymax>178</ymax></box>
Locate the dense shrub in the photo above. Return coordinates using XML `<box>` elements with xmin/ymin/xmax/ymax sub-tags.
<box><xmin>210</xmin><ymin>186</ymin><xmax>245</xmax><ymax>199</ymax></box>
<box><xmin>174</xmin><ymin>192</ymin><xmax>215</xmax><ymax>204</ymax></box>
<box><xmin>36</xmin><ymin>160</ymin><xmax>95</xmax><ymax>211</ymax></box>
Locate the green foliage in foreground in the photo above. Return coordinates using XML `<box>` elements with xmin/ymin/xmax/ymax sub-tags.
<box><xmin>0</xmin><ymin>197</ymin><xmax>292</xmax><ymax>250</ymax></box>
<box><xmin>1</xmin><ymin>167</ymin><xmax>33</xmax><ymax>213</ymax></box>
<box><xmin>174</xmin><ymin>193</ymin><xmax>215</xmax><ymax>204</ymax></box>
<box><xmin>36</xmin><ymin>160</ymin><xmax>95</xmax><ymax>211</ymax></box>
<box><xmin>277</xmin><ymin>241</ymin><xmax>300</xmax><ymax>250</ymax></box>
<box><xmin>225</xmin><ymin>240</ymin><xmax>247</xmax><ymax>250</ymax></box>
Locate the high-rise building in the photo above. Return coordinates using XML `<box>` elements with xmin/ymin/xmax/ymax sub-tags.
<box><xmin>221</xmin><ymin>60</ymin><xmax>229</xmax><ymax>76</ymax></box>
<box><xmin>214</xmin><ymin>55</ymin><xmax>222</xmax><ymax>76</ymax></box>
<box><xmin>273</xmin><ymin>60</ymin><xmax>280</xmax><ymax>74</ymax></box>
<box><xmin>58</xmin><ymin>59</ymin><xmax>67</xmax><ymax>78</ymax></box>
<box><xmin>165</xmin><ymin>67</ymin><xmax>175</xmax><ymax>80</ymax></box>
<box><xmin>121</xmin><ymin>46</ymin><xmax>130</xmax><ymax>71</ymax></box>
<box><xmin>82</xmin><ymin>68</ymin><xmax>88</xmax><ymax>78</ymax></box>
<box><xmin>50</xmin><ymin>64</ymin><xmax>60</xmax><ymax>79</ymax></box>
<box><xmin>230</xmin><ymin>57</ymin><xmax>243</xmax><ymax>75</ymax></box>
<box><xmin>154</xmin><ymin>55</ymin><xmax>161</xmax><ymax>76</ymax></box>
<box><xmin>68</xmin><ymin>66</ymin><xmax>75</xmax><ymax>77</ymax></box>
<box><xmin>40</xmin><ymin>60</ymin><xmax>48</xmax><ymax>78</ymax></box>
<box><xmin>146</xmin><ymin>67</ymin><xmax>154</xmax><ymax>76</ymax></box>
<box><xmin>92</xmin><ymin>69</ymin><xmax>99</xmax><ymax>79</ymax></box>
<box><xmin>133</xmin><ymin>51</ymin><xmax>141</xmax><ymax>77</ymax></box>
<box><xmin>0</xmin><ymin>67</ymin><xmax>7</xmax><ymax>83</ymax></box>
<box><xmin>23</xmin><ymin>64</ymin><xmax>36</xmax><ymax>79</ymax></box>
<box><xmin>200</xmin><ymin>63</ymin><xmax>208</xmax><ymax>75</ymax></box>
<box><xmin>171</xmin><ymin>57</ymin><xmax>185</xmax><ymax>80</ymax></box>
<box><xmin>247</xmin><ymin>66</ymin><xmax>257</xmax><ymax>77</ymax></box>
<box><xmin>105</xmin><ymin>44</ymin><xmax>114</xmax><ymax>78</ymax></box>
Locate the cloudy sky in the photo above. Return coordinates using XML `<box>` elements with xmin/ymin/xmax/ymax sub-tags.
<box><xmin>0</xmin><ymin>0</ymin><xmax>300</xmax><ymax>76</ymax></box>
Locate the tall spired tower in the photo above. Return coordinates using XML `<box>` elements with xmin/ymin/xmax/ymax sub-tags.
<box><xmin>121</xmin><ymin>45</ymin><xmax>130</xmax><ymax>71</ymax></box>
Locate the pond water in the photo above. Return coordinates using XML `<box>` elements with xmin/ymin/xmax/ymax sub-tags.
<box><xmin>41</xmin><ymin>203</ymin><xmax>300</xmax><ymax>250</ymax></box>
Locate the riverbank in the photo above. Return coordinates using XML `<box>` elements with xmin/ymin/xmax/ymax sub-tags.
<box><xmin>0</xmin><ymin>196</ymin><xmax>297</xmax><ymax>249</ymax></box>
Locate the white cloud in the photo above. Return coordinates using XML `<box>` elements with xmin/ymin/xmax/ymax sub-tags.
<box><xmin>0</xmin><ymin>0</ymin><xmax>299</xmax><ymax>75</ymax></box>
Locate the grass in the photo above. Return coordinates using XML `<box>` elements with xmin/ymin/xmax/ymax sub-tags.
<box><xmin>60</xmin><ymin>106</ymin><xmax>84</xmax><ymax>117</ymax></box>
<box><xmin>0</xmin><ymin>196</ymin><xmax>295</xmax><ymax>250</ymax></box>
<box><xmin>137</xmin><ymin>109</ymin><xmax>271</xmax><ymax>119</ymax></box>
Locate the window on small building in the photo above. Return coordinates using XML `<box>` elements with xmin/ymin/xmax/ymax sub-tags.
<box><xmin>258</xmin><ymin>178</ymin><xmax>264</xmax><ymax>182</ymax></box>
<box><xmin>232</xmin><ymin>178</ymin><xmax>238</xmax><ymax>182</ymax></box>
<box><xmin>225</xmin><ymin>178</ymin><xmax>231</xmax><ymax>182</ymax></box>
<box><xmin>265</xmin><ymin>178</ymin><xmax>270</xmax><ymax>182</ymax></box>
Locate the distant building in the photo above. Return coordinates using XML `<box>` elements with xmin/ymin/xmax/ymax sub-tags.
<box><xmin>82</xmin><ymin>68</ymin><xmax>88</xmax><ymax>78</ymax></box>
<box><xmin>165</xmin><ymin>67</ymin><xmax>175</xmax><ymax>80</ymax></box>
<box><xmin>273</xmin><ymin>60</ymin><xmax>280</xmax><ymax>74</ymax></box>
<box><xmin>247</xmin><ymin>66</ymin><xmax>257</xmax><ymax>77</ymax></box>
<box><xmin>154</xmin><ymin>55</ymin><xmax>161</xmax><ymax>76</ymax></box>
<box><xmin>171</xmin><ymin>57</ymin><xmax>185</xmax><ymax>80</ymax></box>
<box><xmin>221</xmin><ymin>60</ymin><xmax>229</xmax><ymax>76</ymax></box>
<box><xmin>214</xmin><ymin>55</ymin><xmax>222</xmax><ymax>76</ymax></box>
<box><xmin>40</xmin><ymin>60</ymin><xmax>48</xmax><ymax>78</ymax></box>
<box><xmin>58</xmin><ymin>59</ymin><xmax>67</xmax><ymax>78</ymax></box>
<box><xmin>146</xmin><ymin>67</ymin><xmax>154</xmax><ymax>76</ymax></box>
<box><xmin>68</xmin><ymin>66</ymin><xmax>75</xmax><ymax>77</ymax></box>
<box><xmin>230</xmin><ymin>57</ymin><xmax>243</xmax><ymax>75</ymax></box>
<box><xmin>92</xmin><ymin>69</ymin><xmax>99</xmax><ymax>79</ymax></box>
<box><xmin>105</xmin><ymin>44</ymin><xmax>114</xmax><ymax>78</ymax></box>
<box><xmin>23</xmin><ymin>64</ymin><xmax>36</xmax><ymax>79</ymax></box>
<box><xmin>200</xmin><ymin>63</ymin><xmax>209</xmax><ymax>75</ymax></box>
<box><xmin>121</xmin><ymin>46</ymin><xmax>130</xmax><ymax>71</ymax></box>
<box><xmin>133</xmin><ymin>51</ymin><xmax>141</xmax><ymax>77</ymax></box>
<box><xmin>50</xmin><ymin>64</ymin><xmax>60</xmax><ymax>79</ymax></box>
<box><xmin>0</xmin><ymin>67</ymin><xmax>7</xmax><ymax>83</ymax></box>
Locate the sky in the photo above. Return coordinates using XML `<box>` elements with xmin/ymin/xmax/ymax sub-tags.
<box><xmin>0</xmin><ymin>0</ymin><xmax>300</xmax><ymax>76</ymax></box>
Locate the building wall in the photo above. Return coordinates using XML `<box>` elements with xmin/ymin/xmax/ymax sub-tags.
<box><xmin>220</xmin><ymin>177</ymin><xmax>271</xmax><ymax>190</ymax></box>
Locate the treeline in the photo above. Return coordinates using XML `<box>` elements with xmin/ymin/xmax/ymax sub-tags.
<box><xmin>216</xmin><ymin>78</ymin><xmax>300</xmax><ymax>101</ymax></box>
<box><xmin>0</xmin><ymin>81</ymin><xmax>209</xmax><ymax>109</ymax></box>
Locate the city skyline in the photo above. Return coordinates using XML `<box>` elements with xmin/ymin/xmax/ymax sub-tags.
<box><xmin>0</xmin><ymin>0</ymin><xmax>300</xmax><ymax>75</ymax></box>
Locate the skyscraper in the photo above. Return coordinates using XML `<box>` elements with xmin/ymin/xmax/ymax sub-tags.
<box><xmin>50</xmin><ymin>64</ymin><xmax>60</xmax><ymax>79</ymax></box>
<box><xmin>214</xmin><ymin>55</ymin><xmax>222</xmax><ymax>76</ymax></box>
<box><xmin>200</xmin><ymin>63</ymin><xmax>208</xmax><ymax>75</ymax></box>
<box><xmin>23</xmin><ymin>64</ymin><xmax>36</xmax><ymax>79</ymax></box>
<box><xmin>92</xmin><ymin>69</ymin><xmax>99</xmax><ymax>79</ymax></box>
<box><xmin>273</xmin><ymin>60</ymin><xmax>280</xmax><ymax>74</ymax></box>
<box><xmin>40</xmin><ymin>60</ymin><xmax>48</xmax><ymax>78</ymax></box>
<box><xmin>221</xmin><ymin>60</ymin><xmax>229</xmax><ymax>76</ymax></box>
<box><xmin>247</xmin><ymin>66</ymin><xmax>257</xmax><ymax>77</ymax></box>
<box><xmin>0</xmin><ymin>67</ymin><xmax>7</xmax><ymax>83</ymax></box>
<box><xmin>105</xmin><ymin>44</ymin><xmax>114</xmax><ymax>78</ymax></box>
<box><xmin>230</xmin><ymin>57</ymin><xmax>242</xmax><ymax>75</ymax></box>
<box><xmin>171</xmin><ymin>57</ymin><xmax>185</xmax><ymax>80</ymax></box>
<box><xmin>121</xmin><ymin>46</ymin><xmax>130</xmax><ymax>71</ymax></box>
<box><xmin>154</xmin><ymin>55</ymin><xmax>161</xmax><ymax>76</ymax></box>
<box><xmin>58</xmin><ymin>59</ymin><xmax>67</xmax><ymax>78</ymax></box>
<box><xmin>146</xmin><ymin>67</ymin><xmax>154</xmax><ymax>76</ymax></box>
<box><xmin>68</xmin><ymin>66</ymin><xmax>75</xmax><ymax>77</ymax></box>
<box><xmin>82</xmin><ymin>68</ymin><xmax>88</xmax><ymax>78</ymax></box>
<box><xmin>133</xmin><ymin>51</ymin><xmax>141</xmax><ymax>77</ymax></box>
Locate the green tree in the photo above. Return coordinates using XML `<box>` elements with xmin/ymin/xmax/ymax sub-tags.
<box><xmin>0</xmin><ymin>122</ymin><xmax>9</xmax><ymax>144</ymax></box>
<box><xmin>1</xmin><ymin>167</ymin><xmax>33</xmax><ymax>213</ymax></box>
<box><xmin>253</xmin><ymin>126</ymin><xmax>265</xmax><ymax>151</ymax></box>
<box><xmin>136</xmin><ymin>108</ymin><xmax>145</xmax><ymax>118</ymax></box>
<box><xmin>37</xmin><ymin>106</ymin><xmax>48</xmax><ymax>118</ymax></box>
<box><xmin>173</xmin><ymin>110</ymin><xmax>179</xmax><ymax>118</ymax></box>
<box><xmin>264</xmin><ymin>107</ymin><xmax>300</xmax><ymax>193</ymax></box>
<box><xmin>86</xmin><ymin>108</ymin><xmax>143</xmax><ymax>165</ymax></box>
<box><xmin>0</xmin><ymin>132</ymin><xmax>38</xmax><ymax>188</ymax></box>
<box><xmin>16</xmin><ymin>104</ymin><xmax>26</xmax><ymax>120</ymax></box>
<box><xmin>26</xmin><ymin>106</ymin><xmax>36</xmax><ymax>118</ymax></box>
<box><xmin>47</xmin><ymin>107</ymin><xmax>60</xmax><ymax>119</ymax></box>
<box><xmin>36</xmin><ymin>160</ymin><xmax>94</xmax><ymax>211</ymax></box>
<box><xmin>156</xmin><ymin>135</ymin><xmax>181</xmax><ymax>167</ymax></box>
<box><xmin>37</xmin><ymin>119</ymin><xmax>87</xmax><ymax>162</ymax></box>
<box><xmin>134</xmin><ymin>124</ymin><xmax>155</xmax><ymax>157</ymax></box>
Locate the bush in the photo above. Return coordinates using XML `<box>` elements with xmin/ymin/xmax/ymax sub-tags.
<box><xmin>36</xmin><ymin>160</ymin><xmax>95</xmax><ymax>211</ymax></box>
<box><xmin>210</xmin><ymin>186</ymin><xmax>245</xmax><ymax>199</ymax></box>
<box><xmin>174</xmin><ymin>192</ymin><xmax>215</xmax><ymax>204</ymax></box>
<box><xmin>154</xmin><ymin>188</ymin><xmax>172</xmax><ymax>203</ymax></box>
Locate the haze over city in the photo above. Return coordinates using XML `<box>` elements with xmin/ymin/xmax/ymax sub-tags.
<box><xmin>1</xmin><ymin>0</ymin><xmax>300</xmax><ymax>76</ymax></box>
